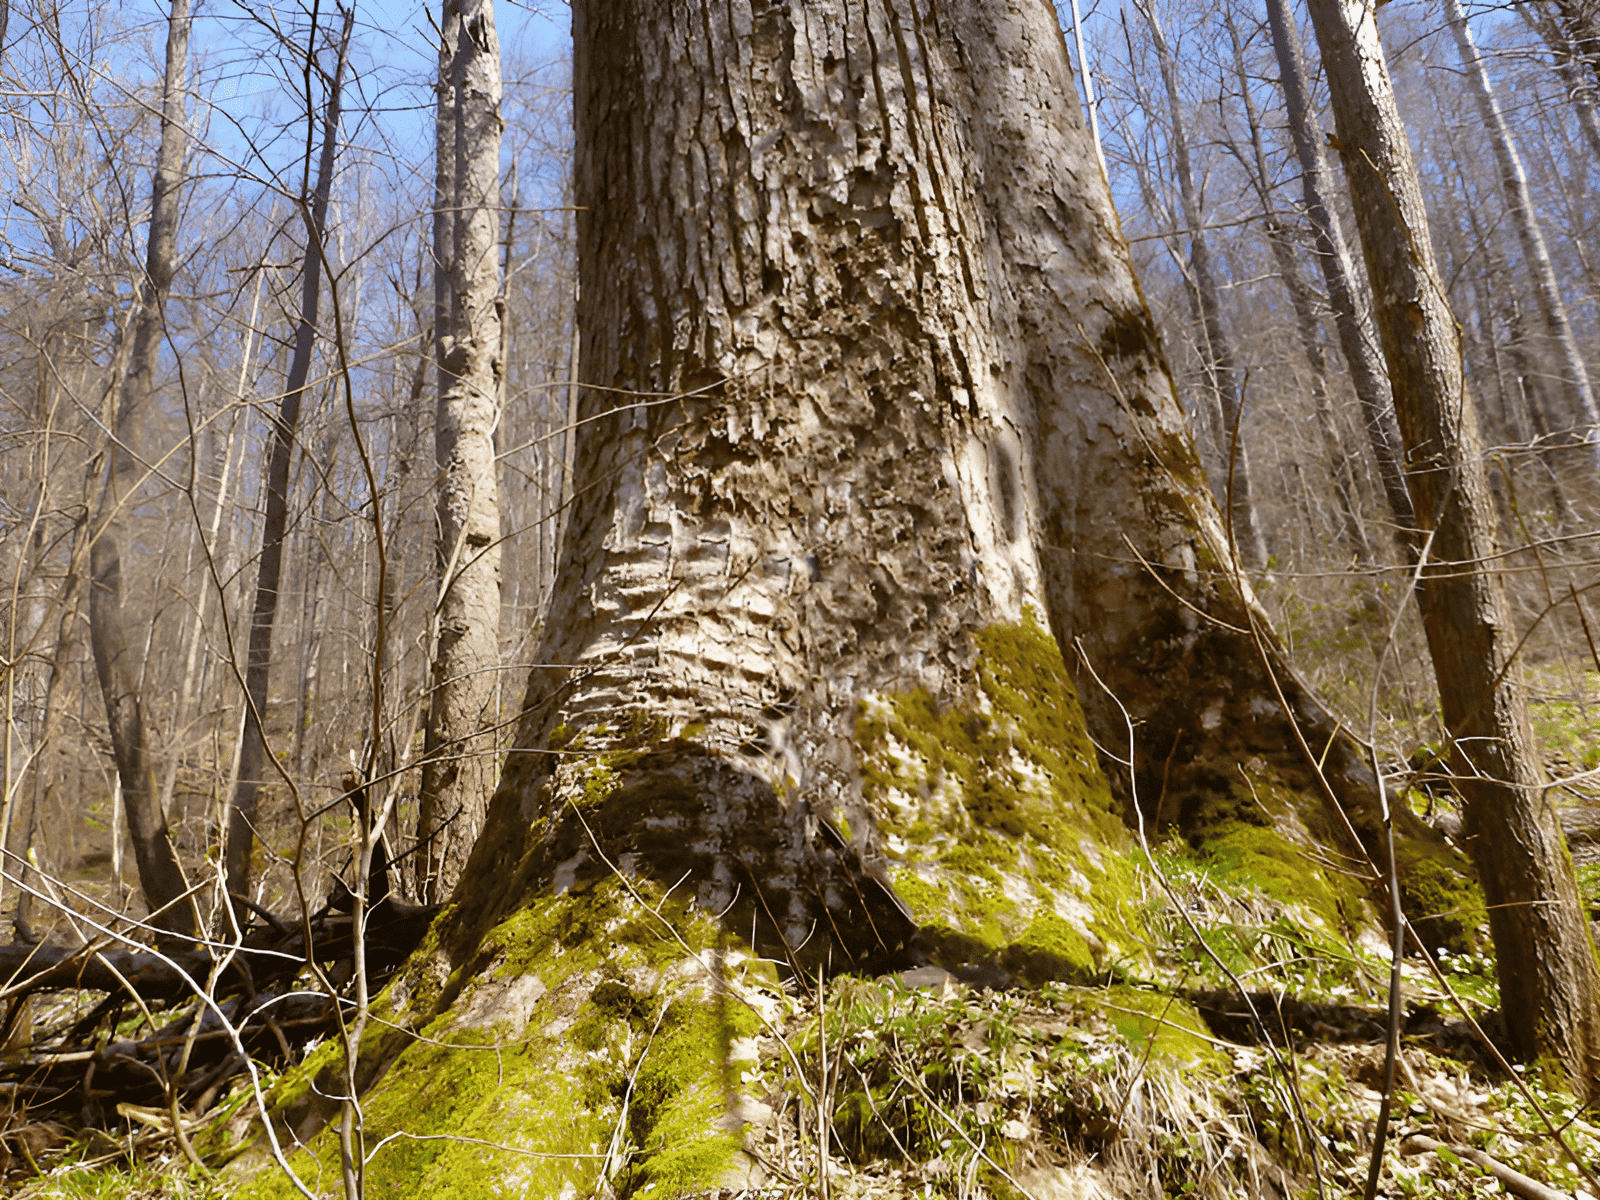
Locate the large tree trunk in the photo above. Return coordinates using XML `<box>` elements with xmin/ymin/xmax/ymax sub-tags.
<box><xmin>1447</xmin><ymin>0</ymin><xmax>1600</xmax><ymax>475</ymax></box>
<box><xmin>416</xmin><ymin>0</ymin><xmax>505</xmax><ymax>903</ymax></box>
<box><xmin>1264</xmin><ymin>0</ymin><xmax>1418</xmax><ymax>559</ymax></box>
<box><xmin>87</xmin><ymin>0</ymin><xmax>194</xmax><ymax>938</ymax></box>
<box><xmin>224</xmin><ymin>10</ymin><xmax>352</xmax><ymax>900</ymax></box>
<box><xmin>1306</xmin><ymin>0</ymin><xmax>1600</xmax><ymax>1095</ymax></box>
<box><xmin>254</xmin><ymin>0</ymin><xmax>1457</xmax><ymax>1187</ymax></box>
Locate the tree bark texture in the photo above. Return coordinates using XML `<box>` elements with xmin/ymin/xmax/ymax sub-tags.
<box><xmin>88</xmin><ymin>0</ymin><xmax>193</xmax><ymax>938</ymax></box>
<box><xmin>1264</xmin><ymin>0</ymin><xmax>1418</xmax><ymax>557</ymax></box>
<box><xmin>270</xmin><ymin>0</ymin><xmax>1465</xmax><ymax>1186</ymax></box>
<box><xmin>1447</xmin><ymin>0</ymin><xmax>1600</xmax><ymax>466</ymax></box>
<box><xmin>1140</xmin><ymin>2</ymin><xmax>1268</xmax><ymax>570</ymax></box>
<box><xmin>417</xmin><ymin>0</ymin><xmax>506</xmax><ymax>903</ymax></box>
<box><xmin>432</xmin><ymin>0</ymin><xmax>1428</xmax><ymax>979</ymax></box>
<box><xmin>225</xmin><ymin>10</ymin><xmax>352</xmax><ymax>900</ymax></box>
<box><xmin>1306</xmin><ymin>0</ymin><xmax>1600</xmax><ymax>1094</ymax></box>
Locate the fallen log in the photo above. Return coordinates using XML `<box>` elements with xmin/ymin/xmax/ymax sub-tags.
<box><xmin>0</xmin><ymin>897</ymin><xmax>441</xmax><ymax>1004</ymax></box>
<box><xmin>0</xmin><ymin>942</ymin><xmax>217</xmax><ymax>1002</ymax></box>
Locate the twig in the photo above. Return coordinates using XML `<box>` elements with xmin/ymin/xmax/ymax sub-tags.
<box><xmin>1400</xmin><ymin>1134</ymin><xmax>1574</xmax><ymax>1200</ymax></box>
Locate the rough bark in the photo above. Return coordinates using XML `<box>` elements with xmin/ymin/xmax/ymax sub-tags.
<box><xmin>1306</xmin><ymin>0</ymin><xmax>1600</xmax><ymax>1094</ymax></box>
<box><xmin>1264</xmin><ymin>0</ymin><xmax>1418</xmax><ymax>559</ymax></box>
<box><xmin>424</xmin><ymin>0</ymin><xmax>1422</xmax><ymax>998</ymax></box>
<box><xmin>253</xmin><ymin>0</ymin><xmax>1464</xmax><ymax>1186</ymax></box>
<box><xmin>1447</xmin><ymin>0</ymin><xmax>1600</xmax><ymax>470</ymax></box>
<box><xmin>416</xmin><ymin>0</ymin><xmax>505</xmax><ymax>903</ymax></box>
<box><xmin>225</xmin><ymin>11</ymin><xmax>352</xmax><ymax>900</ymax></box>
<box><xmin>1139</xmin><ymin>1</ymin><xmax>1269</xmax><ymax>570</ymax></box>
<box><xmin>87</xmin><ymin>0</ymin><xmax>194</xmax><ymax>938</ymax></box>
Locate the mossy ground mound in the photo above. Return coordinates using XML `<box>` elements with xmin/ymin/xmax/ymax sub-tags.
<box><xmin>13</xmin><ymin>840</ymin><xmax>1586</xmax><ymax>1200</ymax></box>
<box><xmin>7</xmin><ymin>615</ymin><xmax>1517</xmax><ymax>1198</ymax></box>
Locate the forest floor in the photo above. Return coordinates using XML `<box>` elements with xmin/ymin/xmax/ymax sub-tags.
<box><xmin>1</xmin><ymin>660</ymin><xmax>1596</xmax><ymax>1199</ymax></box>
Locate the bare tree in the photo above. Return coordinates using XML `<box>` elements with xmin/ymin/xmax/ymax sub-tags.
<box><xmin>1449</xmin><ymin>0</ymin><xmax>1600</xmax><ymax>478</ymax></box>
<box><xmin>416</xmin><ymin>0</ymin><xmax>505</xmax><ymax>902</ymax></box>
<box><xmin>1264</xmin><ymin>0</ymin><xmax>1418</xmax><ymax>557</ymax></box>
<box><xmin>1519</xmin><ymin>0</ymin><xmax>1600</xmax><ymax>159</ymax></box>
<box><xmin>1136</xmin><ymin>0</ymin><xmax>1268</xmax><ymax>569</ymax></box>
<box><xmin>1306</xmin><ymin>0</ymin><xmax>1600</xmax><ymax>1096</ymax></box>
<box><xmin>225</xmin><ymin>7</ymin><xmax>354</xmax><ymax>902</ymax></box>
<box><xmin>87</xmin><ymin>0</ymin><xmax>194</xmax><ymax>937</ymax></box>
<box><xmin>1222</xmin><ymin>8</ymin><xmax>1369</xmax><ymax>563</ymax></box>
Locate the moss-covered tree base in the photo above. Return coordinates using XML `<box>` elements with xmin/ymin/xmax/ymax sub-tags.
<box><xmin>199</xmin><ymin>616</ymin><xmax>1485</xmax><ymax>1198</ymax></box>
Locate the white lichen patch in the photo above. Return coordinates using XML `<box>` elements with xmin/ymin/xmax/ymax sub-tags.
<box><xmin>453</xmin><ymin>971</ymin><xmax>549</xmax><ymax>1039</ymax></box>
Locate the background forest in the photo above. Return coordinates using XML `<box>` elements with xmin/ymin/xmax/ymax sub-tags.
<box><xmin>0</xmin><ymin>0</ymin><xmax>1597</xmax><ymax>1196</ymax></box>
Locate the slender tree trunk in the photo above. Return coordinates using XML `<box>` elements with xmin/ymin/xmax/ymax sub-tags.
<box><xmin>159</xmin><ymin>333</ymin><xmax>252</xmax><ymax>824</ymax></box>
<box><xmin>1448</xmin><ymin>0</ymin><xmax>1600</xmax><ymax>473</ymax></box>
<box><xmin>1224</xmin><ymin>11</ymin><xmax>1370</xmax><ymax>563</ymax></box>
<box><xmin>1306</xmin><ymin>0</ymin><xmax>1600</xmax><ymax>1095</ymax></box>
<box><xmin>88</xmin><ymin>0</ymin><xmax>194</xmax><ymax>938</ymax></box>
<box><xmin>417</xmin><ymin>0</ymin><xmax>505</xmax><ymax>903</ymax></box>
<box><xmin>1119</xmin><ymin>141</ymin><xmax>1231</xmax><ymax>461</ymax></box>
<box><xmin>1442</xmin><ymin>115</ymin><xmax>1578</xmax><ymax>526</ymax></box>
<box><xmin>292</xmin><ymin>436</ymin><xmax>337</xmax><ymax>777</ymax></box>
<box><xmin>1139</xmin><ymin>1</ymin><xmax>1268</xmax><ymax>569</ymax></box>
<box><xmin>1264</xmin><ymin>0</ymin><xmax>1418</xmax><ymax>558</ymax></box>
<box><xmin>225</xmin><ymin>10</ymin><xmax>353</xmax><ymax>900</ymax></box>
<box><xmin>11</xmin><ymin>515</ymin><xmax>89</xmax><ymax>942</ymax></box>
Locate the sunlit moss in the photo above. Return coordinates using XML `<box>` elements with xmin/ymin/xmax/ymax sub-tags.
<box><xmin>858</xmin><ymin>611</ymin><xmax>1142</xmax><ymax>982</ymax></box>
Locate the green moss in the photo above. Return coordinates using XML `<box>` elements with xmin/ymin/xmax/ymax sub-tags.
<box><xmin>859</xmin><ymin>611</ymin><xmax>1143</xmax><ymax>981</ymax></box>
<box><xmin>621</xmin><ymin>996</ymin><xmax>754</xmax><ymax>1195</ymax></box>
<box><xmin>546</xmin><ymin>723</ymin><xmax>584</xmax><ymax>752</ymax></box>
<box><xmin>229</xmin><ymin>881</ymin><xmax>758</xmax><ymax>1199</ymax></box>
<box><xmin>940</xmin><ymin>843</ymin><xmax>1004</xmax><ymax>886</ymax></box>
<box><xmin>615</xmin><ymin>707</ymin><xmax>673</xmax><ymax>750</ymax></box>
<box><xmin>1002</xmin><ymin>910</ymin><xmax>1098</xmax><ymax>980</ymax></box>
<box><xmin>578</xmin><ymin>760</ymin><xmax>617</xmax><ymax>810</ymax></box>
<box><xmin>1399</xmin><ymin>849</ymin><xmax>1487</xmax><ymax>955</ymax></box>
<box><xmin>1083</xmin><ymin>985</ymin><xmax>1227</xmax><ymax>1073</ymax></box>
<box><xmin>1201</xmin><ymin>822</ymin><xmax>1351</xmax><ymax>936</ymax></box>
